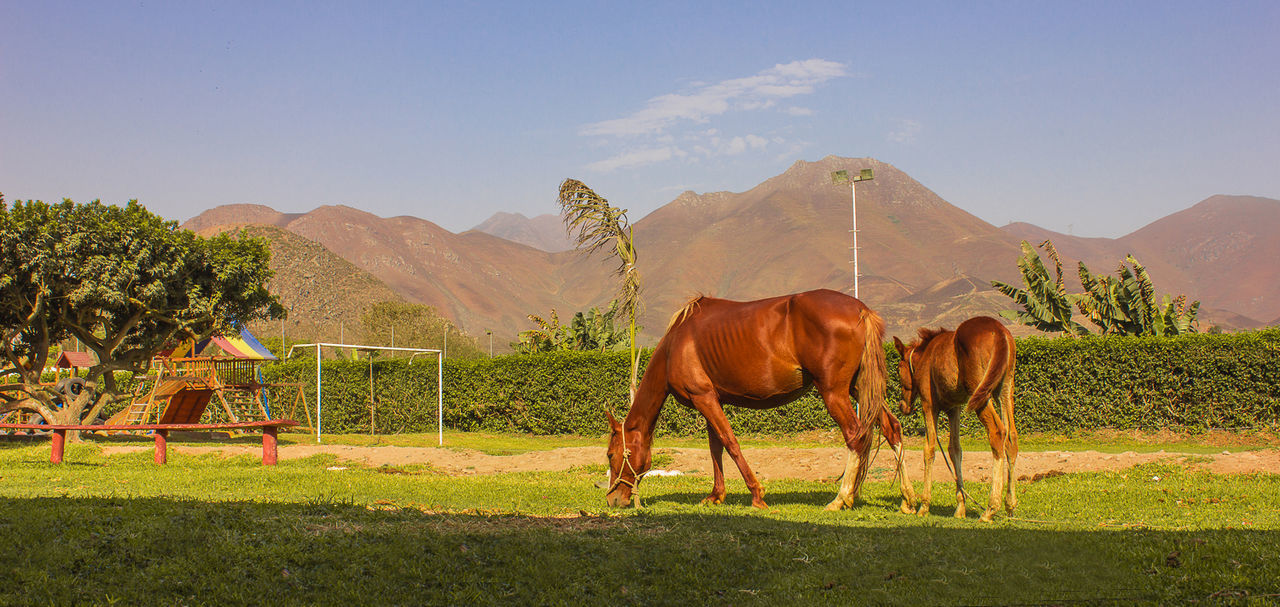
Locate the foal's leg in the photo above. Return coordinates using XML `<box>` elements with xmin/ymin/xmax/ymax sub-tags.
<box><xmin>918</xmin><ymin>404</ymin><xmax>938</xmax><ymax>517</ymax></box>
<box><xmin>693</xmin><ymin>395</ymin><xmax>767</xmax><ymax>508</ymax></box>
<box><xmin>703</xmin><ymin>421</ymin><xmax>727</xmax><ymax>505</ymax></box>
<box><xmin>878</xmin><ymin>408</ymin><xmax>917</xmax><ymax>514</ymax></box>
<box><xmin>947</xmin><ymin>408</ymin><xmax>966</xmax><ymax>519</ymax></box>
<box><xmin>976</xmin><ymin>402</ymin><xmax>1008</xmax><ymax>522</ymax></box>
<box><xmin>1001</xmin><ymin>384</ymin><xmax>1019</xmax><ymax>514</ymax></box>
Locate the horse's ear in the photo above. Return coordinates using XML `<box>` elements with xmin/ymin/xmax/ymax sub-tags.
<box><xmin>892</xmin><ymin>336</ymin><xmax>907</xmax><ymax>356</ymax></box>
<box><xmin>606</xmin><ymin>411</ymin><xmax>622</xmax><ymax>433</ymax></box>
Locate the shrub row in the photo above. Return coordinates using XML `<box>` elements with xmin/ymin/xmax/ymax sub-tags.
<box><xmin>261</xmin><ymin>329</ymin><xmax>1280</xmax><ymax>437</ymax></box>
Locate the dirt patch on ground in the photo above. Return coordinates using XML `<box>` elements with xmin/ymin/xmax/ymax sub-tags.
<box><xmin>98</xmin><ymin>443</ymin><xmax>1280</xmax><ymax>482</ymax></box>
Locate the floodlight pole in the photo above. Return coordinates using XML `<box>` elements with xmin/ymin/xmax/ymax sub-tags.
<box><xmin>832</xmin><ymin>168</ymin><xmax>874</xmax><ymax>299</ymax></box>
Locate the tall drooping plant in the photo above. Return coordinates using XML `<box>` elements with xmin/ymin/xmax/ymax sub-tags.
<box><xmin>1077</xmin><ymin>256</ymin><xmax>1199</xmax><ymax>336</ymax></box>
<box><xmin>557</xmin><ymin>179</ymin><xmax>642</xmax><ymax>402</ymax></box>
<box><xmin>991</xmin><ymin>240</ymin><xmax>1089</xmax><ymax>336</ymax></box>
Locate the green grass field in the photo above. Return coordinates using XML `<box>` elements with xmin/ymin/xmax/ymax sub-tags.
<box><xmin>2</xmin><ymin>432</ymin><xmax>1278</xmax><ymax>605</ymax></box>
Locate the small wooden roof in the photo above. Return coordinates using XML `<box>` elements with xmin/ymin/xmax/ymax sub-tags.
<box><xmin>57</xmin><ymin>351</ymin><xmax>97</xmax><ymax>369</ymax></box>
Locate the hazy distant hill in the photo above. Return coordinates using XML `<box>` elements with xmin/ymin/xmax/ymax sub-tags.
<box><xmin>187</xmin><ymin>204</ymin><xmax>588</xmax><ymax>343</ymax></box>
<box><xmin>191</xmin><ymin>224</ymin><xmax>406</xmax><ymax>344</ymax></box>
<box><xmin>184</xmin><ymin>158</ymin><xmax>1279</xmax><ymax>347</ymax></box>
<box><xmin>608</xmin><ymin>157</ymin><xmax>1024</xmax><ymax>339</ymax></box>
<box><xmin>471</xmin><ymin>212</ymin><xmax>574</xmax><ymax>253</ymax></box>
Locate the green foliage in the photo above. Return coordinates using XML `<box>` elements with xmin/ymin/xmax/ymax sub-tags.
<box><xmin>1077</xmin><ymin>255</ymin><xmax>1199</xmax><ymax>336</ymax></box>
<box><xmin>360</xmin><ymin>301</ymin><xmax>483</xmax><ymax>359</ymax></box>
<box><xmin>991</xmin><ymin>240</ymin><xmax>1089</xmax><ymax>336</ymax></box>
<box><xmin>0</xmin><ymin>197</ymin><xmax>283</xmax><ymax>425</ymax></box>
<box><xmin>265</xmin><ymin>330</ymin><xmax>1280</xmax><ymax>436</ymax></box>
<box><xmin>514</xmin><ymin>301</ymin><xmax>629</xmax><ymax>354</ymax></box>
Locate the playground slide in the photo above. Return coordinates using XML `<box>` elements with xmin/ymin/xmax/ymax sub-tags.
<box><xmin>105</xmin><ymin>378</ymin><xmax>215</xmax><ymax>426</ymax></box>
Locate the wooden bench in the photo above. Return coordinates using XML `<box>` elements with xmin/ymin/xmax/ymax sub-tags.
<box><xmin>0</xmin><ymin>420</ymin><xmax>300</xmax><ymax>466</ymax></box>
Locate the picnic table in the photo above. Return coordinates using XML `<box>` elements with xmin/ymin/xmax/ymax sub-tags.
<box><xmin>0</xmin><ymin>420</ymin><xmax>300</xmax><ymax>465</ymax></box>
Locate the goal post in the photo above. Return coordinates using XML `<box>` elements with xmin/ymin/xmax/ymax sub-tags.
<box><xmin>286</xmin><ymin>343</ymin><xmax>444</xmax><ymax>445</ymax></box>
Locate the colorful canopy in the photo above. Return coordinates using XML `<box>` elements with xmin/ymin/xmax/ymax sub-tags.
<box><xmin>169</xmin><ymin>327</ymin><xmax>278</xmax><ymax>361</ymax></box>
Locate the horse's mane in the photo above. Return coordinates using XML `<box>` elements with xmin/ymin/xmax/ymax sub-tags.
<box><xmin>667</xmin><ymin>294</ymin><xmax>707</xmax><ymax>330</ymax></box>
<box><xmin>912</xmin><ymin>326</ymin><xmax>949</xmax><ymax>350</ymax></box>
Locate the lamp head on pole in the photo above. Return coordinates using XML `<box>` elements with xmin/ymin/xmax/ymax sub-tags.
<box><xmin>832</xmin><ymin>169</ymin><xmax>875</xmax><ymax>184</ymax></box>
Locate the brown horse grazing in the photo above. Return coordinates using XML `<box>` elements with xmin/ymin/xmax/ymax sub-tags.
<box><xmin>606</xmin><ymin>289</ymin><xmax>916</xmax><ymax>512</ymax></box>
<box><xmin>892</xmin><ymin>316</ymin><xmax>1018</xmax><ymax>522</ymax></box>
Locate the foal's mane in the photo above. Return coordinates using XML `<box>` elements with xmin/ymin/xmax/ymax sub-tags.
<box><xmin>667</xmin><ymin>294</ymin><xmax>707</xmax><ymax>330</ymax></box>
<box><xmin>911</xmin><ymin>326</ymin><xmax>949</xmax><ymax>350</ymax></box>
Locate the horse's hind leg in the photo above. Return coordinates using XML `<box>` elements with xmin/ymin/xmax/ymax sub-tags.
<box><xmin>976</xmin><ymin>402</ymin><xmax>1008</xmax><ymax>522</ymax></box>
<box><xmin>817</xmin><ymin>385</ymin><xmax>869</xmax><ymax>511</ymax></box>
<box><xmin>703</xmin><ymin>421</ymin><xmax>727</xmax><ymax>505</ymax></box>
<box><xmin>1002</xmin><ymin>382</ymin><xmax>1019</xmax><ymax>514</ymax></box>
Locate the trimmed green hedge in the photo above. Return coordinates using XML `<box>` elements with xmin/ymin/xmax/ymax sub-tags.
<box><xmin>261</xmin><ymin>329</ymin><xmax>1280</xmax><ymax>437</ymax></box>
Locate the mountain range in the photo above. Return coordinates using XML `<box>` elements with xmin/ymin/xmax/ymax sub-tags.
<box><xmin>183</xmin><ymin>156</ymin><xmax>1279</xmax><ymax>349</ymax></box>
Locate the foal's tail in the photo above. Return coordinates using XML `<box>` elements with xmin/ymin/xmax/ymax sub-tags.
<box><xmin>854</xmin><ymin>308</ymin><xmax>888</xmax><ymax>443</ymax></box>
<box><xmin>966</xmin><ymin>331</ymin><xmax>1013</xmax><ymax>415</ymax></box>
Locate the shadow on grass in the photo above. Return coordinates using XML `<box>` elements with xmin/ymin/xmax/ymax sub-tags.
<box><xmin>3</xmin><ymin>495</ymin><xmax>1278</xmax><ymax>606</ymax></box>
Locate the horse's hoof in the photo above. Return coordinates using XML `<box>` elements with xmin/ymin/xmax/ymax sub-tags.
<box><xmin>899</xmin><ymin>502</ymin><xmax>916</xmax><ymax>515</ymax></box>
<box><xmin>954</xmin><ymin>508</ymin><xmax>966</xmax><ymax>519</ymax></box>
<box><xmin>916</xmin><ymin>507</ymin><xmax>929</xmax><ymax>517</ymax></box>
<box><xmin>751</xmin><ymin>499</ymin><xmax>769</xmax><ymax>509</ymax></box>
<box><xmin>980</xmin><ymin>510</ymin><xmax>996</xmax><ymax>522</ymax></box>
<box><xmin>824</xmin><ymin>498</ymin><xmax>848</xmax><ymax>511</ymax></box>
<box><xmin>701</xmin><ymin>495</ymin><xmax>724</xmax><ymax>506</ymax></box>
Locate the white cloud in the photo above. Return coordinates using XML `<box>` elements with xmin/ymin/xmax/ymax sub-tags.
<box><xmin>887</xmin><ymin>119</ymin><xmax>923</xmax><ymax>144</ymax></box>
<box><xmin>586</xmin><ymin>147</ymin><xmax>687</xmax><ymax>173</ymax></box>
<box><xmin>581</xmin><ymin>59</ymin><xmax>848</xmax><ymax>138</ymax></box>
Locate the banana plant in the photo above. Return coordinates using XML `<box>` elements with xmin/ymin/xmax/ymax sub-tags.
<box><xmin>991</xmin><ymin>240</ymin><xmax>1090</xmax><ymax>336</ymax></box>
<box><xmin>1076</xmin><ymin>255</ymin><xmax>1199</xmax><ymax>336</ymax></box>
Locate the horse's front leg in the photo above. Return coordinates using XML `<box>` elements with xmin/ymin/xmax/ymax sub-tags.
<box><xmin>947</xmin><ymin>408</ymin><xmax>966</xmax><ymax>519</ymax></box>
<box><xmin>703</xmin><ymin>421</ymin><xmax>727</xmax><ymax>505</ymax></box>
<box><xmin>918</xmin><ymin>404</ymin><xmax>938</xmax><ymax>517</ymax></box>
<box><xmin>878</xmin><ymin>407</ymin><xmax>917</xmax><ymax>514</ymax></box>
<box><xmin>695</xmin><ymin>396</ymin><xmax>767</xmax><ymax>508</ymax></box>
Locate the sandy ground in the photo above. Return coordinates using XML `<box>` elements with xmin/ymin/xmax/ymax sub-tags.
<box><xmin>97</xmin><ymin>442</ymin><xmax>1280</xmax><ymax>482</ymax></box>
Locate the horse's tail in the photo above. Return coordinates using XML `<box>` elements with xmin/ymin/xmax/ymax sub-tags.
<box><xmin>965</xmin><ymin>330</ymin><xmax>1013</xmax><ymax>414</ymax></box>
<box><xmin>854</xmin><ymin>308</ymin><xmax>887</xmax><ymax>441</ymax></box>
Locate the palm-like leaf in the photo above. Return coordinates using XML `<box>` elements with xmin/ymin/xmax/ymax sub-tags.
<box><xmin>557</xmin><ymin>179</ymin><xmax>643</xmax><ymax>399</ymax></box>
<box><xmin>992</xmin><ymin>240</ymin><xmax>1088</xmax><ymax>336</ymax></box>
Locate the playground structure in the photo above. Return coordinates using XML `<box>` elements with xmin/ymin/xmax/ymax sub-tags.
<box><xmin>107</xmin><ymin>329</ymin><xmax>310</xmax><ymax>428</ymax></box>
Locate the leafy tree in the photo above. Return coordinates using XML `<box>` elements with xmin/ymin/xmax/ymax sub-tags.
<box><xmin>558</xmin><ymin>179</ymin><xmax>642</xmax><ymax>400</ymax></box>
<box><xmin>991</xmin><ymin>240</ymin><xmax>1089</xmax><ymax>336</ymax></box>
<box><xmin>515</xmin><ymin>301</ymin><xmax>629</xmax><ymax>354</ymax></box>
<box><xmin>0</xmin><ymin>197</ymin><xmax>284</xmax><ymax>431</ymax></box>
<box><xmin>359</xmin><ymin>301</ymin><xmax>483</xmax><ymax>358</ymax></box>
<box><xmin>1077</xmin><ymin>256</ymin><xmax>1199</xmax><ymax>336</ymax></box>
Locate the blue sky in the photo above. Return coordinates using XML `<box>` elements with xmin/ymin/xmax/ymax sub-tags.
<box><xmin>2</xmin><ymin>1</ymin><xmax>1276</xmax><ymax>237</ymax></box>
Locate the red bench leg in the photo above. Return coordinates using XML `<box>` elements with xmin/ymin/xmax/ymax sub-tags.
<box><xmin>154</xmin><ymin>430</ymin><xmax>168</xmax><ymax>464</ymax></box>
<box><xmin>262</xmin><ymin>425</ymin><xmax>279</xmax><ymax>466</ymax></box>
<box><xmin>50</xmin><ymin>429</ymin><xmax>66</xmax><ymax>464</ymax></box>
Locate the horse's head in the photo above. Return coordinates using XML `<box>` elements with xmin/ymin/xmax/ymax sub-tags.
<box><xmin>605</xmin><ymin>411</ymin><xmax>650</xmax><ymax>507</ymax></box>
<box><xmin>892</xmin><ymin>336</ymin><xmax>919</xmax><ymax>414</ymax></box>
